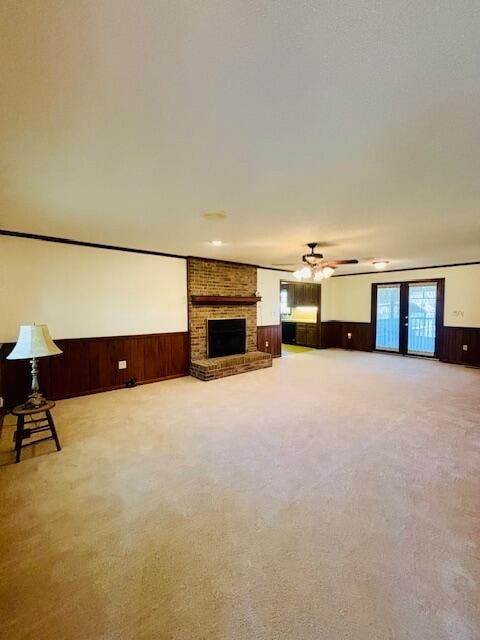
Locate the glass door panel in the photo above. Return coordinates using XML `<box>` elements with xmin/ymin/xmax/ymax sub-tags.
<box><xmin>407</xmin><ymin>283</ymin><xmax>437</xmax><ymax>355</ymax></box>
<box><xmin>375</xmin><ymin>284</ymin><xmax>400</xmax><ymax>351</ymax></box>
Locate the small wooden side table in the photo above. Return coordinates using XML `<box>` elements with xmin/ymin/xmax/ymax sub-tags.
<box><xmin>11</xmin><ymin>401</ymin><xmax>61</xmax><ymax>463</ymax></box>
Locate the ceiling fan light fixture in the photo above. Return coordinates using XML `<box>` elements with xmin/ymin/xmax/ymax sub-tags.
<box><xmin>293</xmin><ymin>242</ymin><xmax>358</xmax><ymax>279</ymax></box>
<box><xmin>300</xmin><ymin>266</ymin><xmax>312</xmax><ymax>279</ymax></box>
<box><xmin>321</xmin><ymin>266</ymin><xmax>335</xmax><ymax>279</ymax></box>
<box><xmin>373</xmin><ymin>260</ymin><xmax>389</xmax><ymax>269</ymax></box>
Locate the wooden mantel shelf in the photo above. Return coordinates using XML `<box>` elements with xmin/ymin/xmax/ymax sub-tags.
<box><xmin>190</xmin><ymin>295</ymin><xmax>262</xmax><ymax>306</ymax></box>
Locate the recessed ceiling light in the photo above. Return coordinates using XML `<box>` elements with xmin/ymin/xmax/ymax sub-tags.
<box><xmin>210</xmin><ymin>240</ymin><xmax>223</xmax><ymax>246</ymax></box>
<box><xmin>203</xmin><ymin>211</ymin><xmax>227</xmax><ymax>220</ymax></box>
<box><xmin>373</xmin><ymin>260</ymin><xmax>389</xmax><ymax>269</ymax></box>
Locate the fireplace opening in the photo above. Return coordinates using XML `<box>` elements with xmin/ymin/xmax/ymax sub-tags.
<box><xmin>208</xmin><ymin>318</ymin><xmax>246</xmax><ymax>358</ymax></box>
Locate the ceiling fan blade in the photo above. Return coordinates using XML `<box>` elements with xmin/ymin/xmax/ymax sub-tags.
<box><xmin>324</xmin><ymin>259</ymin><xmax>359</xmax><ymax>266</ymax></box>
<box><xmin>270</xmin><ymin>263</ymin><xmax>301</xmax><ymax>267</ymax></box>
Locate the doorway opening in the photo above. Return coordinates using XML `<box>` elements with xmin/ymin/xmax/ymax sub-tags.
<box><xmin>280</xmin><ymin>281</ymin><xmax>321</xmax><ymax>355</ymax></box>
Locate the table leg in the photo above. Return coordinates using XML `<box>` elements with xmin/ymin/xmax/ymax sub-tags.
<box><xmin>15</xmin><ymin>415</ymin><xmax>24</xmax><ymax>463</ymax></box>
<box><xmin>46</xmin><ymin>410</ymin><xmax>62</xmax><ymax>452</ymax></box>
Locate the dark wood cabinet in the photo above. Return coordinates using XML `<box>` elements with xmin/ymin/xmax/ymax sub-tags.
<box><xmin>296</xmin><ymin>323</ymin><xmax>307</xmax><ymax>345</ymax></box>
<box><xmin>306</xmin><ymin>324</ymin><xmax>317</xmax><ymax>347</ymax></box>
<box><xmin>281</xmin><ymin>282</ymin><xmax>320</xmax><ymax>308</ymax></box>
<box><xmin>306</xmin><ymin>283</ymin><xmax>320</xmax><ymax>306</ymax></box>
<box><xmin>290</xmin><ymin>282</ymin><xmax>320</xmax><ymax>307</ymax></box>
<box><xmin>287</xmin><ymin>283</ymin><xmax>295</xmax><ymax>307</ymax></box>
<box><xmin>298</xmin><ymin>284</ymin><xmax>306</xmax><ymax>306</ymax></box>
<box><xmin>291</xmin><ymin>283</ymin><xmax>301</xmax><ymax>306</ymax></box>
<box><xmin>282</xmin><ymin>321</ymin><xmax>318</xmax><ymax>347</ymax></box>
<box><xmin>298</xmin><ymin>284</ymin><xmax>308</xmax><ymax>306</ymax></box>
<box><xmin>295</xmin><ymin>323</ymin><xmax>317</xmax><ymax>347</ymax></box>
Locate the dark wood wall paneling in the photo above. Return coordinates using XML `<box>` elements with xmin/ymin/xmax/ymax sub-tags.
<box><xmin>257</xmin><ymin>325</ymin><xmax>282</xmax><ymax>358</ymax></box>
<box><xmin>0</xmin><ymin>332</ymin><xmax>189</xmax><ymax>411</ymax></box>
<box><xmin>320</xmin><ymin>321</ymin><xmax>480</xmax><ymax>366</ymax></box>
<box><xmin>339</xmin><ymin>322</ymin><xmax>374</xmax><ymax>351</ymax></box>
<box><xmin>319</xmin><ymin>321</ymin><xmax>340</xmax><ymax>349</ymax></box>
<box><xmin>440</xmin><ymin>326</ymin><xmax>464</xmax><ymax>364</ymax></box>
<box><xmin>440</xmin><ymin>326</ymin><xmax>480</xmax><ymax>366</ymax></box>
<box><xmin>3</xmin><ymin>323</ymin><xmax>478</xmax><ymax>419</ymax></box>
<box><xmin>461</xmin><ymin>328</ymin><xmax>480</xmax><ymax>366</ymax></box>
<box><xmin>320</xmin><ymin>321</ymin><xmax>373</xmax><ymax>351</ymax></box>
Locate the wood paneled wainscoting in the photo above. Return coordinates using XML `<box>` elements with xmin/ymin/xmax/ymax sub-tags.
<box><xmin>440</xmin><ymin>326</ymin><xmax>480</xmax><ymax>366</ymax></box>
<box><xmin>257</xmin><ymin>325</ymin><xmax>282</xmax><ymax>358</ymax></box>
<box><xmin>0</xmin><ymin>332</ymin><xmax>189</xmax><ymax>412</ymax></box>
<box><xmin>321</xmin><ymin>321</ymin><xmax>373</xmax><ymax>351</ymax></box>
<box><xmin>321</xmin><ymin>321</ymin><xmax>480</xmax><ymax>366</ymax></box>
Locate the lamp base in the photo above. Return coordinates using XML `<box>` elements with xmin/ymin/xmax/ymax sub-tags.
<box><xmin>23</xmin><ymin>392</ymin><xmax>48</xmax><ymax>410</ymax></box>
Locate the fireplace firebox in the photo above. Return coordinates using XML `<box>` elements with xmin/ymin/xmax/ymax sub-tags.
<box><xmin>207</xmin><ymin>318</ymin><xmax>246</xmax><ymax>358</ymax></box>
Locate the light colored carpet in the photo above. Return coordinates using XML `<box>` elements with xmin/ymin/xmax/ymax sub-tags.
<box><xmin>1</xmin><ymin>350</ymin><xmax>479</xmax><ymax>640</ymax></box>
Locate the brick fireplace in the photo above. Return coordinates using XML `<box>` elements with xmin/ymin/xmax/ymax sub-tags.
<box><xmin>188</xmin><ymin>257</ymin><xmax>272</xmax><ymax>380</ymax></box>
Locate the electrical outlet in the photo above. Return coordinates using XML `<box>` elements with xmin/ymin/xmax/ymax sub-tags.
<box><xmin>347</xmin><ymin>332</ymin><xmax>352</xmax><ymax>340</ymax></box>
<box><xmin>265</xmin><ymin>341</ymin><xmax>269</xmax><ymax>347</ymax></box>
<box><xmin>0</xmin><ymin>396</ymin><xmax>3</xmax><ymax>408</ymax></box>
<box><xmin>118</xmin><ymin>360</ymin><xmax>127</xmax><ymax>370</ymax></box>
<box><xmin>463</xmin><ymin>344</ymin><xmax>468</xmax><ymax>351</ymax></box>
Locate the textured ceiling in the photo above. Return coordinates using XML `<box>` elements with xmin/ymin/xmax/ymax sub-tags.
<box><xmin>1</xmin><ymin>1</ymin><xmax>479</xmax><ymax>273</ymax></box>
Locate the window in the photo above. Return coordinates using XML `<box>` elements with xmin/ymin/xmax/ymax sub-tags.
<box><xmin>280</xmin><ymin>289</ymin><xmax>290</xmax><ymax>315</ymax></box>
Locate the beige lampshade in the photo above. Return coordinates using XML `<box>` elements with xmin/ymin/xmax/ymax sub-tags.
<box><xmin>7</xmin><ymin>325</ymin><xmax>62</xmax><ymax>360</ymax></box>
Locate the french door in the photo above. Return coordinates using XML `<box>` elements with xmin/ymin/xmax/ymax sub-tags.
<box><xmin>373</xmin><ymin>280</ymin><xmax>443</xmax><ymax>357</ymax></box>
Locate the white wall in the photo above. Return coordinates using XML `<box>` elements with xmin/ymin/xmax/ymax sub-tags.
<box><xmin>0</xmin><ymin>236</ymin><xmax>188</xmax><ymax>342</ymax></box>
<box><xmin>319</xmin><ymin>279</ymin><xmax>335</xmax><ymax>321</ymax></box>
<box><xmin>4</xmin><ymin>235</ymin><xmax>477</xmax><ymax>344</ymax></box>
<box><xmin>330</xmin><ymin>265</ymin><xmax>480</xmax><ymax>327</ymax></box>
<box><xmin>256</xmin><ymin>269</ymin><xmax>292</xmax><ymax>326</ymax></box>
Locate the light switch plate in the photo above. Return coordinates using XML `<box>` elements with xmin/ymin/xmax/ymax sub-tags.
<box><xmin>118</xmin><ymin>360</ymin><xmax>127</xmax><ymax>369</ymax></box>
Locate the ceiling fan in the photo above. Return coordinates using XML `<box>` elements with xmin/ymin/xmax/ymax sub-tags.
<box><xmin>274</xmin><ymin>242</ymin><xmax>358</xmax><ymax>281</ymax></box>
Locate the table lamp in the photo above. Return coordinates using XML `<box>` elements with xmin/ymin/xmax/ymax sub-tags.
<box><xmin>7</xmin><ymin>324</ymin><xmax>62</xmax><ymax>408</ymax></box>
